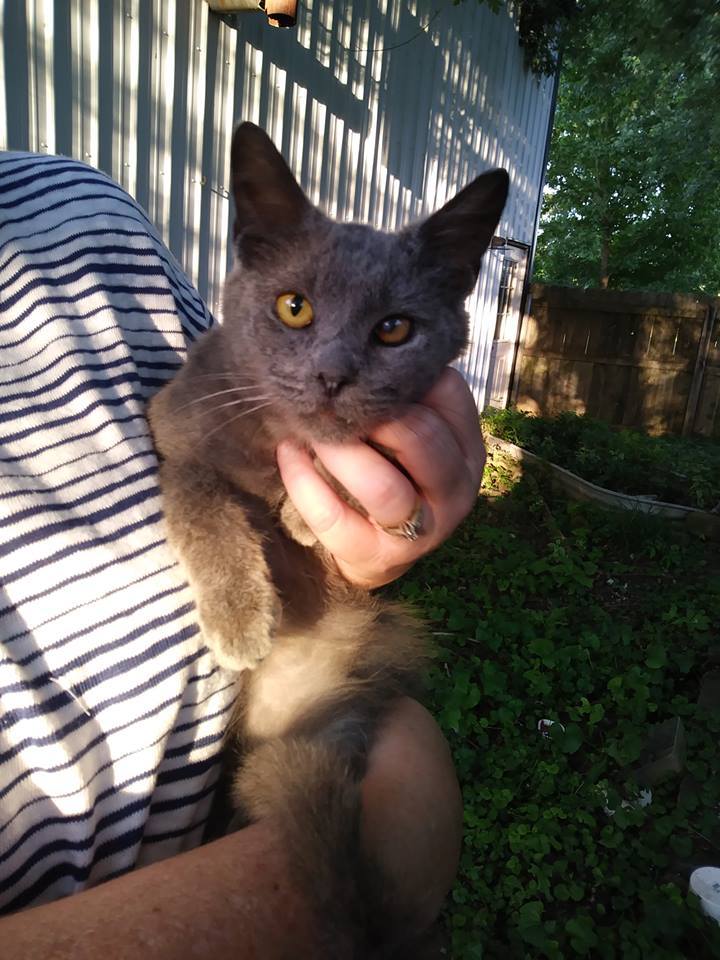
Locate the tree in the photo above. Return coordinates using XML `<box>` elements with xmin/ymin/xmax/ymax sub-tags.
<box><xmin>534</xmin><ymin>0</ymin><xmax>720</xmax><ymax>294</ymax></box>
<box><xmin>470</xmin><ymin>0</ymin><xmax>576</xmax><ymax>75</ymax></box>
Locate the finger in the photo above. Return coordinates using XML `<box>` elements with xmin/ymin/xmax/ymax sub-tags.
<box><xmin>276</xmin><ymin>440</ymin><xmax>378</xmax><ymax>559</ymax></box>
<box><xmin>369</xmin><ymin>403</ymin><xmax>470</xmax><ymax>507</ymax></box>
<box><xmin>422</xmin><ymin>368</ymin><xmax>485</xmax><ymax>481</ymax></box>
<box><xmin>312</xmin><ymin>439</ymin><xmax>419</xmax><ymax>531</ymax></box>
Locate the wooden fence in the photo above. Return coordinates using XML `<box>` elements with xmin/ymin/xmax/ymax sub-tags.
<box><xmin>512</xmin><ymin>285</ymin><xmax>720</xmax><ymax>437</ymax></box>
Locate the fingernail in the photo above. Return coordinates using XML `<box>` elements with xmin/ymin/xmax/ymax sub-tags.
<box><xmin>277</xmin><ymin>439</ymin><xmax>310</xmax><ymax>466</ymax></box>
<box><xmin>276</xmin><ymin>439</ymin><xmax>296</xmax><ymax>463</ymax></box>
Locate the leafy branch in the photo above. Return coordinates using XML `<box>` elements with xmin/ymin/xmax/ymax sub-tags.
<box><xmin>456</xmin><ymin>0</ymin><xmax>577</xmax><ymax>75</ymax></box>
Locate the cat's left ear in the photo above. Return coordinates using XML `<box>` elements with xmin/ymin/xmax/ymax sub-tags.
<box><xmin>230</xmin><ymin>122</ymin><xmax>311</xmax><ymax>241</ymax></box>
<box><xmin>418</xmin><ymin>169</ymin><xmax>509</xmax><ymax>298</ymax></box>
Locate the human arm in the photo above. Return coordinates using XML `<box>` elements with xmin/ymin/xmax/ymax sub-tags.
<box><xmin>0</xmin><ymin>700</ymin><xmax>459</xmax><ymax>959</ymax></box>
<box><xmin>0</xmin><ymin>821</ymin><xmax>321</xmax><ymax>960</ymax></box>
<box><xmin>276</xmin><ymin>366</ymin><xmax>485</xmax><ymax>589</ymax></box>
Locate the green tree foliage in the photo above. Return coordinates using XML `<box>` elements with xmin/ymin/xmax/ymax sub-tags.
<box><xmin>464</xmin><ymin>0</ymin><xmax>576</xmax><ymax>75</ymax></box>
<box><xmin>534</xmin><ymin>0</ymin><xmax>720</xmax><ymax>294</ymax></box>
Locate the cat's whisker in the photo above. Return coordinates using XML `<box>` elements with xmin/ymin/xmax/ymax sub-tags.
<box><xmin>173</xmin><ymin>386</ymin><xmax>266</xmax><ymax>413</ymax></box>
<box><xmin>207</xmin><ymin>395</ymin><xmax>273</xmax><ymax>413</ymax></box>
<box><xmin>187</xmin><ymin>373</ymin><xmax>257</xmax><ymax>382</ymax></box>
<box><xmin>194</xmin><ymin>395</ymin><xmax>274</xmax><ymax>420</ymax></box>
<box><xmin>203</xmin><ymin>401</ymin><xmax>275</xmax><ymax>441</ymax></box>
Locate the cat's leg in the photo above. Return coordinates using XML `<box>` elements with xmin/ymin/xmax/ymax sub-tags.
<box><xmin>278</xmin><ymin>494</ymin><xmax>318</xmax><ymax>547</ymax></box>
<box><xmin>234</xmin><ymin>727</ymin><xmax>436</xmax><ymax>959</ymax></box>
<box><xmin>234</xmin><ymin>736</ymin><xmax>373</xmax><ymax>959</ymax></box>
<box><xmin>159</xmin><ymin>461</ymin><xmax>280</xmax><ymax>671</ymax></box>
<box><xmin>232</xmin><ymin>600</ymin><xmax>432</xmax><ymax>955</ymax></box>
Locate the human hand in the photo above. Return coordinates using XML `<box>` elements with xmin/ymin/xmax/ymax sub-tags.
<box><xmin>276</xmin><ymin>367</ymin><xmax>485</xmax><ymax>589</ymax></box>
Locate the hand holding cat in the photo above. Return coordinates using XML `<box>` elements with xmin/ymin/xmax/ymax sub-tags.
<box><xmin>276</xmin><ymin>366</ymin><xmax>485</xmax><ymax>589</ymax></box>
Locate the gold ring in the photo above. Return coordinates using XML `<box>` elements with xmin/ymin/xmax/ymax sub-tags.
<box><xmin>379</xmin><ymin>499</ymin><xmax>424</xmax><ymax>541</ymax></box>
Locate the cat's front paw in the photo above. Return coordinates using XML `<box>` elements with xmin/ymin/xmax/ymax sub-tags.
<box><xmin>198</xmin><ymin>589</ymin><xmax>280</xmax><ymax>672</ymax></box>
<box><xmin>279</xmin><ymin>496</ymin><xmax>318</xmax><ymax>547</ymax></box>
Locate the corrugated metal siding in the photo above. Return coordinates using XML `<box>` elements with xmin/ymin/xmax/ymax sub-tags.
<box><xmin>0</xmin><ymin>0</ymin><xmax>553</xmax><ymax>406</ymax></box>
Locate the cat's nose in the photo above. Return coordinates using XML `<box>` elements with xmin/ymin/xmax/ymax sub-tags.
<box><xmin>317</xmin><ymin>372</ymin><xmax>350</xmax><ymax>399</ymax></box>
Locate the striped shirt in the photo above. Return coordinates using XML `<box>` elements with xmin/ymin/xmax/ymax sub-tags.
<box><xmin>0</xmin><ymin>153</ymin><xmax>237</xmax><ymax>913</ymax></box>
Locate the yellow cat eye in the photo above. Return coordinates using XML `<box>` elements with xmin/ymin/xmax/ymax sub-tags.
<box><xmin>276</xmin><ymin>292</ymin><xmax>314</xmax><ymax>329</ymax></box>
<box><xmin>374</xmin><ymin>316</ymin><xmax>413</xmax><ymax>346</ymax></box>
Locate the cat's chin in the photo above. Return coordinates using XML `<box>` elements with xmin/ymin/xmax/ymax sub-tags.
<box><xmin>271</xmin><ymin>397</ymin><xmax>401</xmax><ymax>446</ymax></box>
<box><xmin>280</xmin><ymin>407</ymin><xmax>375</xmax><ymax>445</ymax></box>
<box><xmin>296</xmin><ymin>416</ymin><xmax>364</xmax><ymax>445</ymax></box>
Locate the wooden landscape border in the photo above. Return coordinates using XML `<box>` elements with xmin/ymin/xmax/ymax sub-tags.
<box><xmin>485</xmin><ymin>434</ymin><xmax>720</xmax><ymax>541</ymax></box>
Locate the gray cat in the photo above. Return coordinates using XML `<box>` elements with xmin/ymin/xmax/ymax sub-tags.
<box><xmin>148</xmin><ymin>123</ymin><xmax>507</xmax><ymax>957</ymax></box>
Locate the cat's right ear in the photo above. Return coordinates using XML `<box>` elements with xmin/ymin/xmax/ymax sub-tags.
<box><xmin>230</xmin><ymin>122</ymin><xmax>310</xmax><ymax>245</ymax></box>
<box><xmin>418</xmin><ymin>168</ymin><xmax>510</xmax><ymax>299</ymax></box>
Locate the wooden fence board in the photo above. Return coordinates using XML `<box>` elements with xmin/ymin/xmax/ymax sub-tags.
<box><xmin>588</xmin><ymin>362</ymin><xmax>632</xmax><ymax>425</ymax></box>
<box><xmin>695</xmin><ymin>369</ymin><xmax>720</xmax><ymax>439</ymax></box>
<box><xmin>513</xmin><ymin>284</ymin><xmax>720</xmax><ymax>437</ymax></box>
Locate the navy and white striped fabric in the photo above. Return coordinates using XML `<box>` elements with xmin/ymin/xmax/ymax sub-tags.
<box><xmin>0</xmin><ymin>153</ymin><xmax>237</xmax><ymax>913</ymax></box>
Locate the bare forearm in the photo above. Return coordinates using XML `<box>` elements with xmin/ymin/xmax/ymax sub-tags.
<box><xmin>0</xmin><ymin>823</ymin><xmax>319</xmax><ymax>960</ymax></box>
<box><xmin>0</xmin><ymin>701</ymin><xmax>461</xmax><ymax>958</ymax></box>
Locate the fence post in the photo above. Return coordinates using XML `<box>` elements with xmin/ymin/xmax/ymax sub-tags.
<box><xmin>508</xmin><ymin>283</ymin><xmax>533</xmax><ymax>408</ymax></box>
<box><xmin>682</xmin><ymin>303</ymin><xmax>715</xmax><ymax>437</ymax></box>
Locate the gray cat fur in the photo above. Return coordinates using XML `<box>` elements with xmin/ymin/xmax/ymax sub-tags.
<box><xmin>148</xmin><ymin>122</ymin><xmax>508</xmax><ymax>957</ymax></box>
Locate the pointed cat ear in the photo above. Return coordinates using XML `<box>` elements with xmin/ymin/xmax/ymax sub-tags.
<box><xmin>230</xmin><ymin>122</ymin><xmax>310</xmax><ymax>240</ymax></box>
<box><xmin>418</xmin><ymin>169</ymin><xmax>510</xmax><ymax>298</ymax></box>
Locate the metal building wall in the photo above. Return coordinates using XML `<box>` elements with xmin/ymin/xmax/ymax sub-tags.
<box><xmin>0</xmin><ymin>0</ymin><xmax>553</xmax><ymax>406</ymax></box>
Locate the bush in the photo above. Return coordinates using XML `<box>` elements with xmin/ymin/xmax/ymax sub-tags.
<box><xmin>393</xmin><ymin>468</ymin><xmax>720</xmax><ymax>958</ymax></box>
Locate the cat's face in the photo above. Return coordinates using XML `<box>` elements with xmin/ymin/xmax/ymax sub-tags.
<box><xmin>223</xmin><ymin>213</ymin><xmax>473</xmax><ymax>442</ymax></box>
<box><xmin>222</xmin><ymin>124</ymin><xmax>508</xmax><ymax>444</ymax></box>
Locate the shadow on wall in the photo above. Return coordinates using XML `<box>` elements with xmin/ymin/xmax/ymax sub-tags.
<box><xmin>0</xmin><ymin>0</ymin><xmax>552</xmax><ymax>413</ymax></box>
<box><xmin>0</xmin><ymin>0</ymin><xmax>547</xmax><ymax>300</ymax></box>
